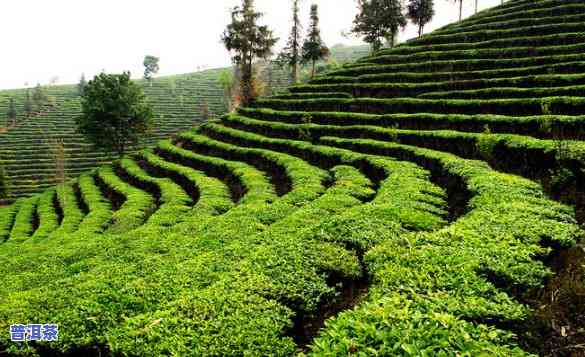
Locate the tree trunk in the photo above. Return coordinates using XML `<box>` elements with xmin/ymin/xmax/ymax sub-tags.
<box><xmin>311</xmin><ymin>60</ymin><xmax>316</xmax><ymax>78</ymax></box>
<box><xmin>475</xmin><ymin>0</ymin><xmax>478</xmax><ymax>13</ymax></box>
<box><xmin>418</xmin><ymin>23</ymin><xmax>423</xmax><ymax>37</ymax></box>
<box><xmin>459</xmin><ymin>0</ymin><xmax>463</xmax><ymax>21</ymax></box>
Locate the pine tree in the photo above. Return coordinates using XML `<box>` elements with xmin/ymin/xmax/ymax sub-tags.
<box><xmin>277</xmin><ymin>0</ymin><xmax>303</xmax><ymax>84</ymax></box>
<box><xmin>302</xmin><ymin>4</ymin><xmax>330</xmax><ymax>78</ymax></box>
<box><xmin>32</xmin><ymin>83</ymin><xmax>47</xmax><ymax>111</ymax></box>
<box><xmin>221</xmin><ymin>0</ymin><xmax>278</xmax><ymax>106</ymax></box>
<box><xmin>78</xmin><ymin>73</ymin><xmax>88</xmax><ymax>96</ymax></box>
<box><xmin>24</xmin><ymin>89</ymin><xmax>33</xmax><ymax>118</ymax></box>
<box><xmin>407</xmin><ymin>0</ymin><xmax>435</xmax><ymax>37</ymax></box>
<box><xmin>7</xmin><ymin>98</ymin><xmax>17</xmax><ymax>126</ymax></box>
<box><xmin>352</xmin><ymin>0</ymin><xmax>407</xmax><ymax>53</ymax></box>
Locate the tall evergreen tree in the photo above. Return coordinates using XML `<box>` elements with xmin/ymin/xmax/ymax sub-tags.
<box><xmin>78</xmin><ymin>73</ymin><xmax>88</xmax><ymax>96</ymax></box>
<box><xmin>277</xmin><ymin>0</ymin><xmax>303</xmax><ymax>84</ymax></box>
<box><xmin>302</xmin><ymin>4</ymin><xmax>329</xmax><ymax>78</ymax></box>
<box><xmin>24</xmin><ymin>89</ymin><xmax>33</xmax><ymax>118</ymax></box>
<box><xmin>32</xmin><ymin>83</ymin><xmax>47</xmax><ymax>111</ymax></box>
<box><xmin>352</xmin><ymin>0</ymin><xmax>406</xmax><ymax>53</ymax></box>
<box><xmin>7</xmin><ymin>98</ymin><xmax>17</xmax><ymax>125</ymax></box>
<box><xmin>407</xmin><ymin>0</ymin><xmax>435</xmax><ymax>37</ymax></box>
<box><xmin>221</xmin><ymin>0</ymin><xmax>278</xmax><ymax>106</ymax></box>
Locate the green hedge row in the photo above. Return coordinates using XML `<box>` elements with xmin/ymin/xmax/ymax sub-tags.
<box><xmin>238</xmin><ymin>107</ymin><xmax>585</xmax><ymax>139</ymax></box>
<box><xmin>381</xmin><ymin>31</ymin><xmax>585</xmax><ymax>57</ymax></box>
<box><xmin>0</xmin><ymin>200</ymin><xmax>21</xmax><ymax>243</ymax></box>
<box><xmin>96</xmin><ymin>165</ymin><xmax>155</xmax><ymax>234</ymax></box>
<box><xmin>139</xmin><ymin>149</ymin><xmax>235</xmax><ymax>217</ymax></box>
<box><xmin>330</xmin><ymin>53</ymin><xmax>585</xmax><ymax>77</ymax></box>
<box><xmin>51</xmin><ymin>182</ymin><xmax>85</xmax><ymax>236</ymax></box>
<box><xmin>75</xmin><ymin>173</ymin><xmax>112</xmax><ymax>235</ymax></box>
<box><xmin>222</xmin><ymin>114</ymin><xmax>585</xmax><ymax>196</ymax></box>
<box><xmin>433</xmin><ymin>10</ymin><xmax>585</xmax><ymax>37</ymax></box>
<box><xmin>409</xmin><ymin>21</ymin><xmax>585</xmax><ymax>47</ymax></box>
<box><xmin>7</xmin><ymin>196</ymin><xmax>38</xmax><ymax>243</ymax></box>
<box><xmin>118</xmin><ymin>157</ymin><xmax>192</xmax><ymax>228</ymax></box>
<box><xmin>436</xmin><ymin>0</ymin><xmax>583</xmax><ymax>34</ymax></box>
<box><xmin>420</xmin><ymin>84</ymin><xmax>585</xmax><ymax>100</ymax></box>
<box><xmin>294</xmin><ymin>72</ymin><xmax>585</xmax><ymax>98</ymax></box>
<box><xmin>198</xmin><ymin>122</ymin><xmax>448</xmax><ymax>230</ymax></box>
<box><xmin>156</xmin><ymin>139</ymin><xmax>275</xmax><ymax>207</ymax></box>
<box><xmin>30</xmin><ymin>189</ymin><xmax>59</xmax><ymax>240</ymax></box>
<box><xmin>254</xmin><ymin>96</ymin><xmax>585</xmax><ymax>116</ymax></box>
<box><xmin>353</xmin><ymin>61</ymin><xmax>585</xmax><ymax>84</ymax></box>
<box><xmin>366</xmin><ymin>40</ymin><xmax>585</xmax><ymax>66</ymax></box>
<box><xmin>269</xmin><ymin>92</ymin><xmax>352</xmax><ymax>100</ymax></box>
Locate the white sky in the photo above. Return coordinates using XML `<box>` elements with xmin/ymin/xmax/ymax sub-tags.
<box><xmin>0</xmin><ymin>0</ymin><xmax>502</xmax><ymax>90</ymax></box>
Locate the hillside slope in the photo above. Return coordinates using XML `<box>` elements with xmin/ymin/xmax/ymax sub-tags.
<box><xmin>0</xmin><ymin>45</ymin><xmax>368</xmax><ymax>203</ymax></box>
<box><xmin>1</xmin><ymin>1</ymin><xmax>585</xmax><ymax>356</ymax></box>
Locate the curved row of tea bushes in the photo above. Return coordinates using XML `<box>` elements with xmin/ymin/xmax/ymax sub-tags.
<box><xmin>117</xmin><ymin>157</ymin><xmax>193</xmax><ymax>227</ymax></box>
<box><xmin>254</xmin><ymin>96</ymin><xmax>585</xmax><ymax>116</ymax></box>
<box><xmin>238</xmin><ymin>107</ymin><xmax>585</xmax><ymax>139</ymax></box>
<box><xmin>95</xmin><ymin>165</ymin><xmax>155</xmax><ymax>234</ymax></box>
<box><xmin>30</xmin><ymin>189</ymin><xmax>59</xmax><ymax>240</ymax></box>
<box><xmin>49</xmin><ymin>183</ymin><xmax>85</xmax><ymax>237</ymax></box>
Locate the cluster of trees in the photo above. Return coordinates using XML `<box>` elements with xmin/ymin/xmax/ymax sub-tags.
<box><xmin>352</xmin><ymin>0</ymin><xmax>434</xmax><ymax>52</ymax></box>
<box><xmin>5</xmin><ymin>84</ymin><xmax>53</xmax><ymax>126</ymax></box>
<box><xmin>276</xmin><ymin>1</ymin><xmax>330</xmax><ymax>84</ymax></box>
<box><xmin>222</xmin><ymin>0</ymin><xmax>329</xmax><ymax>105</ymax></box>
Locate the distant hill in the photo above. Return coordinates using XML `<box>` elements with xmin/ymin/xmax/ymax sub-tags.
<box><xmin>0</xmin><ymin>44</ymin><xmax>369</xmax><ymax>202</ymax></box>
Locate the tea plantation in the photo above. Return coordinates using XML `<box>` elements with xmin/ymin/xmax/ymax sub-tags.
<box><xmin>1</xmin><ymin>0</ymin><xmax>585</xmax><ymax>355</ymax></box>
<box><xmin>0</xmin><ymin>45</ymin><xmax>367</xmax><ymax>204</ymax></box>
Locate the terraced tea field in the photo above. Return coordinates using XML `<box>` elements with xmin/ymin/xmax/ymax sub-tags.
<box><xmin>0</xmin><ymin>45</ymin><xmax>365</xmax><ymax>204</ymax></box>
<box><xmin>1</xmin><ymin>0</ymin><xmax>585</xmax><ymax>355</ymax></box>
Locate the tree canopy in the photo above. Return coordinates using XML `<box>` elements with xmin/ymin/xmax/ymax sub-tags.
<box><xmin>352</xmin><ymin>0</ymin><xmax>407</xmax><ymax>52</ymax></box>
<box><xmin>143</xmin><ymin>55</ymin><xmax>160</xmax><ymax>84</ymax></box>
<box><xmin>407</xmin><ymin>0</ymin><xmax>435</xmax><ymax>37</ymax></box>
<box><xmin>76</xmin><ymin>72</ymin><xmax>153</xmax><ymax>158</ymax></box>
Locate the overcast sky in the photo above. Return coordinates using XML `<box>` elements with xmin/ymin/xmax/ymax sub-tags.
<box><xmin>0</xmin><ymin>0</ymin><xmax>502</xmax><ymax>90</ymax></box>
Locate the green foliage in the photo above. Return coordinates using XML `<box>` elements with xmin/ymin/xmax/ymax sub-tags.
<box><xmin>77</xmin><ymin>73</ymin><xmax>87</xmax><ymax>96</ymax></box>
<box><xmin>143</xmin><ymin>55</ymin><xmax>160</xmax><ymax>84</ymax></box>
<box><xmin>221</xmin><ymin>0</ymin><xmax>278</xmax><ymax>105</ymax></box>
<box><xmin>32</xmin><ymin>83</ymin><xmax>48</xmax><ymax>111</ymax></box>
<box><xmin>77</xmin><ymin>72</ymin><xmax>154</xmax><ymax>158</ymax></box>
<box><xmin>407</xmin><ymin>0</ymin><xmax>435</xmax><ymax>36</ymax></box>
<box><xmin>1</xmin><ymin>1</ymin><xmax>585</xmax><ymax>355</ymax></box>
<box><xmin>352</xmin><ymin>0</ymin><xmax>407</xmax><ymax>52</ymax></box>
